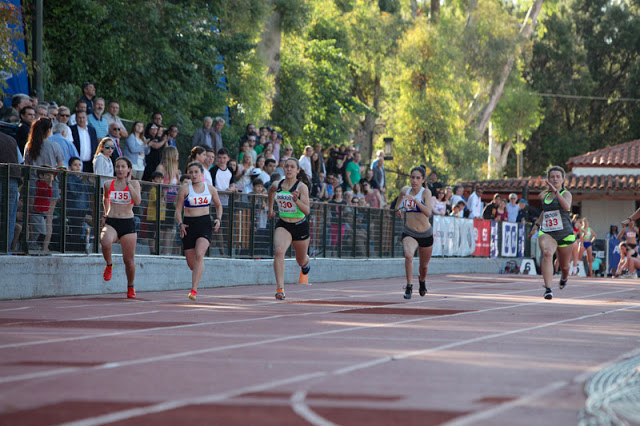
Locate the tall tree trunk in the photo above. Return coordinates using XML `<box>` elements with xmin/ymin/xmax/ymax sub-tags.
<box><xmin>257</xmin><ymin>9</ymin><xmax>282</xmax><ymax>103</ymax></box>
<box><xmin>473</xmin><ymin>0</ymin><xmax>544</xmax><ymax>141</ymax></box>
<box><xmin>430</xmin><ymin>0</ymin><xmax>440</xmax><ymax>24</ymax></box>
<box><xmin>357</xmin><ymin>75</ymin><xmax>381</xmax><ymax>164</ymax></box>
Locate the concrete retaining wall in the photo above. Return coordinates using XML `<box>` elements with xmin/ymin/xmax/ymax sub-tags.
<box><xmin>0</xmin><ymin>255</ymin><xmax>508</xmax><ymax>300</ymax></box>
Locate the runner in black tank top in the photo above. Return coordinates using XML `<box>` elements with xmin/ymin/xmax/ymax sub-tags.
<box><xmin>395</xmin><ymin>166</ymin><xmax>433</xmax><ymax>299</ymax></box>
<box><xmin>529</xmin><ymin>166</ymin><xmax>575</xmax><ymax>300</ymax></box>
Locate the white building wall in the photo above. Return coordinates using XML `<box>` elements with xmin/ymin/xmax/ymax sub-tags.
<box><xmin>580</xmin><ymin>199</ymin><xmax>635</xmax><ymax>238</ymax></box>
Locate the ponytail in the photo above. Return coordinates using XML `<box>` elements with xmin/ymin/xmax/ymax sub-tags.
<box><xmin>296</xmin><ymin>169</ymin><xmax>310</xmax><ymax>187</ymax></box>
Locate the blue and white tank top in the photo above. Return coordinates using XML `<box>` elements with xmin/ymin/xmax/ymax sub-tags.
<box><xmin>184</xmin><ymin>182</ymin><xmax>212</xmax><ymax>208</ymax></box>
<box><xmin>403</xmin><ymin>187</ymin><xmax>425</xmax><ymax>213</ymax></box>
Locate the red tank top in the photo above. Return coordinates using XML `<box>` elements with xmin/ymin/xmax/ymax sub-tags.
<box><xmin>108</xmin><ymin>180</ymin><xmax>134</xmax><ymax>205</ymax></box>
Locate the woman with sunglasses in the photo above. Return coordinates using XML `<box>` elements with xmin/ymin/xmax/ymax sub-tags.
<box><xmin>93</xmin><ymin>137</ymin><xmax>115</xmax><ymax>177</ymax></box>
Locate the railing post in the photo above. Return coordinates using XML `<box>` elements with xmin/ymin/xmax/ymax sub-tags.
<box><xmin>352</xmin><ymin>206</ymin><xmax>357</xmax><ymax>258</ymax></box>
<box><xmin>249</xmin><ymin>194</ymin><xmax>256</xmax><ymax>258</ymax></box>
<box><xmin>366</xmin><ymin>207</ymin><xmax>371</xmax><ymax>258</ymax></box>
<box><xmin>378</xmin><ymin>208</ymin><xmax>384</xmax><ymax>258</ymax></box>
<box><xmin>322</xmin><ymin>203</ymin><xmax>327</xmax><ymax>258</ymax></box>
<box><xmin>391</xmin><ymin>210</ymin><xmax>396</xmax><ymax>258</ymax></box>
<box><xmin>59</xmin><ymin>170</ymin><xmax>67</xmax><ymax>253</ymax></box>
<box><xmin>337</xmin><ymin>205</ymin><xmax>343</xmax><ymax>258</ymax></box>
<box><xmin>228</xmin><ymin>192</ymin><xmax>235</xmax><ymax>258</ymax></box>
<box><xmin>2</xmin><ymin>164</ymin><xmax>9</xmax><ymax>253</ymax></box>
<box><xmin>154</xmin><ymin>183</ymin><xmax>161</xmax><ymax>256</ymax></box>
<box><xmin>93</xmin><ymin>175</ymin><xmax>101</xmax><ymax>253</ymax></box>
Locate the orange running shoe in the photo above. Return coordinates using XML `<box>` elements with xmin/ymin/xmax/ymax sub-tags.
<box><xmin>298</xmin><ymin>271</ymin><xmax>309</xmax><ymax>284</ymax></box>
<box><xmin>127</xmin><ymin>286</ymin><xmax>136</xmax><ymax>299</ymax></box>
<box><xmin>188</xmin><ymin>290</ymin><xmax>197</xmax><ymax>301</ymax></box>
<box><xmin>103</xmin><ymin>264</ymin><xmax>113</xmax><ymax>281</ymax></box>
<box><xmin>275</xmin><ymin>288</ymin><xmax>285</xmax><ymax>300</ymax></box>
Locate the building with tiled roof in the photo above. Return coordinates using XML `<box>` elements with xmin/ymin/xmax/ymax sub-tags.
<box><xmin>459</xmin><ymin>140</ymin><xmax>640</xmax><ymax>237</ymax></box>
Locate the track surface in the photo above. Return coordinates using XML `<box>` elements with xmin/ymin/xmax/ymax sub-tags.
<box><xmin>0</xmin><ymin>273</ymin><xmax>639</xmax><ymax>426</ymax></box>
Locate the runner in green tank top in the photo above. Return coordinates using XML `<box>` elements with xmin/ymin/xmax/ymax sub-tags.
<box><xmin>268</xmin><ymin>157</ymin><xmax>311</xmax><ymax>300</ymax></box>
<box><xmin>529</xmin><ymin>166</ymin><xmax>575</xmax><ymax>300</ymax></box>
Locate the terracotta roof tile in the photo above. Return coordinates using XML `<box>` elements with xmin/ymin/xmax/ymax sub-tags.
<box><xmin>460</xmin><ymin>174</ymin><xmax>640</xmax><ymax>194</ymax></box>
<box><xmin>566</xmin><ymin>139</ymin><xmax>640</xmax><ymax>168</ymax></box>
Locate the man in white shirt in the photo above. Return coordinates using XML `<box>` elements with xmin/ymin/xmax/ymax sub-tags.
<box><xmin>466</xmin><ymin>185</ymin><xmax>484</xmax><ymax>219</ymax></box>
<box><xmin>103</xmin><ymin>101</ymin><xmax>129</xmax><ymax>138</ymax></box>
<box><xmin>506</xmin><ymin>193</ymin><xmax>520</xmax><ymax>223</ymax></box>
<box><xmin>298</xmin><ymin>145</ymin><xmax>313</xmax><ymax>180</ymax></box>
<box><xmin>70</xmin><ymin>111</ymin><xmax>98</xmax><ymax>172</ymax></box>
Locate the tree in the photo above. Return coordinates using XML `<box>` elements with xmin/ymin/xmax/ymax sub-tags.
<box><xmin>0</xmin><ymin>2</ymin><xmax>26</xmax><ymax>91</ymax></box>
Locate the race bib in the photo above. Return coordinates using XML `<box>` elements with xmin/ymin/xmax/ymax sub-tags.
<box><xmin>542</xmin><ymin>210</ymin><xmax>562</xmax><ymax>232</ymax></box>
<box><xmin>110</xmin><ymin>190</ymin><xmax>130</xmax><ymax>204</ymax></box>
<box><xmin>404</xmin><ymin>198</ymin><xmax>416</xmax><ymax>210</ymax></box>
<box><xmin>628</xmin><ymin>231</ymin><xmax>636</xmax><ymax>239</ymax></box>
<box><xmin>275</xmin><ymin>193</ymin><xmax>297</xmax><ymax>213</ymax></box>
<box><xmin>188</xmin><ymin>195</ymin><xmax>210</xmax><ymax>206</ymax></box>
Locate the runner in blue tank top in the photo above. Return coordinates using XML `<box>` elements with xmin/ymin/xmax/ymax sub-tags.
<box><xmin>528</xmin><ymin>166</ymin><xmax>575</xmax><ymax>300</ymax></box>
<box><xmin>395</xmin><ymin>166</ymin><xmax>433</xmax><ymax>299</ymax></box>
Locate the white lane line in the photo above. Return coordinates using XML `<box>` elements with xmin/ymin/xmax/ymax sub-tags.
<box><xmin>1</xmin><ymin>287</ymin><xmax>636</xmax><ymax>384</ymax></box>
<box><xmin>0</xmin><ymin>368</ymin><xmax>81</xmax><ymax>384</ymax></box>
<box><xmin>291</xmin><ymin>390</ymin><xmax>337</xmax><ymax>426</ymax></box>
<box><xmin>0</xmin><ymin>284</ymin><xmax>537</xmax><ymax>350</ymax></box>
<box><xmin>442</xmin><ymin>381</ymin><xmax>568</xmax><ymax>426</ymax></box>
<box><xmin>59</xmin><ymin>297</ymin><xmax>640</xmax><ymax>426</ymax></box>
<box><xmin>60</xmin><ymin>372</ymin><xmax>327</xmax><ymax>426</ymax></box>
<box><xmin>443</xmin><ymin>345</ymin><xmax>640</xmax><ymax>426</ymax></box>
<box><xmin>0</xmin><ymin>307</ymin><xmax>30</xmax><ymax>312</ymax></box>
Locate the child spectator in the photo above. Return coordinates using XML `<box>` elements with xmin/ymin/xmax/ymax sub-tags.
<box><xmin>66</xmin><ymin>157</ymin><xmax>93</xmax><ymax>251</ymax></box>
<box><xmin>29</xmin><ymin>167</ymin><xmax>55</xmax><ymax>252</ymax></box>
<box><xmin>145</xmin><ymin>171</ymin><xmax>166</xmax><ymax>254</ymax></box>
<box><xmin>450</xmin><ymin>200</ymin><xmax>466</xmax><ymax>218</ymax></box>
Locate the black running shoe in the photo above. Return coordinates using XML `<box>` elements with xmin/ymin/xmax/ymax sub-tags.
<box><xmin>301</xmin><ymin>264</ymin><xmax>310</xmax><ymax>275</ymax></box>
<box><xmin>404</xmin><ymin>284</ymin><xmax>413</xmax><ymax>299</ymax></box>
<box><xmin>419</xmin><ymin>280</ymin><xmax>427</xmax><ymax>297</ymax></box>
<box><xmin>544</xmin><ymin>287</ymin><xmax>553</xmax><ymax>300</ymax></box>
<box><xmin>559</xmin><ymin>278</ymin><xmax>567</xmax><ymax>290</ymax></box>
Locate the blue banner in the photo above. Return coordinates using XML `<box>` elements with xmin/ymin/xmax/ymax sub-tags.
<box><xmin>1</xmin><ymin>0</ymin><xmax>30</xmax><ymax>104</ymax></box>
<box><xmin>490</xmin><ymin>221</ymin><xmax>499</xmax><ymax>258</ymax></box>
<box><xmin>517</xmin><ymin>223</ymin><xmax>525</xmax><ymax>257</ymax></box>
<box><xmin>608</xmin><ymin>238</ymin><xmax>621</xmax><ymax>275</ymax></box>
<box><xmin>500</xmin><ymin>222</ymin><xmax>518</xmax><ymax>257</ymax></box>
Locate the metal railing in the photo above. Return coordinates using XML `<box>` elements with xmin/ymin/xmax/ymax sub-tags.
<box><xmin>0</xmin><ymin>164</ymin><xmax>404</xmax><ymax>258</ymax></box>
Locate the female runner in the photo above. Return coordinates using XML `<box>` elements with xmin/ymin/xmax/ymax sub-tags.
<box><xmin>528</xmin><ymin>166</ymin><xmax>574</xmax><ymax>300</ymax></box>
<box><xmin>101</xmin><ymin>157</ymin><xmax>142</xmax><ymax>298</ymax></box>
<box><xmin>570</xmin><ymin>215</ymin><xmax>582</xmax><ymax>275</ymax></box>
<box><xmin>578</xmin><ymin>218</ymin><xmax>597</xmax><ymax>277</ymax></box>
<box><xmin>174</xmin><ymin>161</ymin><xmax>222</xmax><ymax>301</ymax></box>
<box><xmin>395</xmin><ymin>166</ymin><xmax>433</xmax><ymax>299</ymax></box>
<box><xmin>617</xmin><ymin>221</ymin><xmax>639</xmax><ymax>258</ymax></box>
<box><xmin>267</xmin><ymin>157</ymin><xmax>311</xmax><ymax>300</ymax></box>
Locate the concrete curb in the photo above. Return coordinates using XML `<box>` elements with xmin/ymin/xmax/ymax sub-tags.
<box><xmin>0</xmin><ymin>255</ymin><xmax>511</xmax><ymax>300</ymax></box>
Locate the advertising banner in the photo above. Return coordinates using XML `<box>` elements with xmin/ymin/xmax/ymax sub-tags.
<box><xmin>490</xmin><ymin>221</ymin><xmax>499</xmax><ymax>258</ymax></box>
<box><xmin>432</xmin><ymin>216</ymin><xmax>477</xmax><ymax>257</ymax></box>
<box><xmin>608</xmin><ymin>238</ymin><xmax>621</xmax><ymax>275</ymax></box>
<box><xmin>472</xmin><ymin>219</ymin><xmax>490</xmax><ymax>257</ymax></box>
<box><xmin>500</xmin><ymin>222</ymin><xmax>518</xmax><ymax>257</ymax></box>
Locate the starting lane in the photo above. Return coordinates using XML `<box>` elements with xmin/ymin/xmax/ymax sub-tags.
<box><xmin>0</xmin><ymin>274</ymin><xmax>638</xmax><ymax>426</ymax></box>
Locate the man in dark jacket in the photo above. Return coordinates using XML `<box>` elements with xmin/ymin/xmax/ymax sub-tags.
<box><xmin>70</xmin><ymin>111</ymin><xmax>99</xmax><ymax>173</ymax></box>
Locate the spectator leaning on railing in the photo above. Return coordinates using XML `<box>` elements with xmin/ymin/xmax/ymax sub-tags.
<box><xmin>466</xmin><ymin>185</ymin><xmax>484</xmax><ymax>219</ymax></box>
<box><xmin>0</xmin><ymin>131</ymin><xmax>20</xmax><ymax>248</ymax></box>
<box><xmin>93</xmin><ymin>137</ymin><xmax>115</xmax><ymax>178</ymax></box>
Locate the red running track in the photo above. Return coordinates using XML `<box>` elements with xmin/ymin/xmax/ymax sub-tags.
<box><xmin>0</xmin><ymin>273</ymin><xmax>638</xmax><ymax>426</ymax></box>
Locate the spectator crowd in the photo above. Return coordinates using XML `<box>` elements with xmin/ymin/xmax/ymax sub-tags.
<box><xmin>0</xmin><ymin>83</ymin><xmax>540</xmax><ymax>255</ymax></box>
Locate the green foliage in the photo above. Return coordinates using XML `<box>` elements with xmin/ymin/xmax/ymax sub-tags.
<box><xmin>0</xmin><ymin>3</ymin><xmax>27</xmax><ymax>92</ymax></box>
<box><xmin>524</xmin><ymin>0</ymin><xmax>640</xmax><ymax>176</ymax></box>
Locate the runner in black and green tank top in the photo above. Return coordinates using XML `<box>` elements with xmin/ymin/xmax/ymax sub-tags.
<box><xmin>268</xmin><ymin>157</ymin><xmax>312</xmax><ymax>300</ymax></box>
<box><xmin>529</xmin><ymin>166</ymin><xmax>575</xmax><ymax>300</ymax></box>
